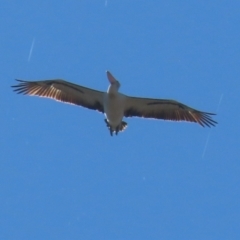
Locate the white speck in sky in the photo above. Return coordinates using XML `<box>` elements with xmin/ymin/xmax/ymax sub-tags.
<box><xmin>28</xmin><ymin>38</ymin><xmax>35</xmax><ymax>62</ymax></box>
<box><xmin>216</xmin><ymin>93</ymin><xmax>224</xmax><ymax>112</ymax></box>
<box><xmin>202</xmin><ymin>93</ymin><xmax>223</xmax><ymax>159</ymax></box>
<box><xmin>202</xmin><ymin>132</ymin><xmax>211</xmax><ymax>159</ymax></box>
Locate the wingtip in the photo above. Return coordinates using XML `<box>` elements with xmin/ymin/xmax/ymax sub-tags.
<box><xmin>14</xmin><ymin>79</ymin><xmax>27</xmax><ymax>82</ymax></box>
<box><xmin>11</xmin><ymin>79</ymin><xmax>26</xmax><ymax>88</ymax></box>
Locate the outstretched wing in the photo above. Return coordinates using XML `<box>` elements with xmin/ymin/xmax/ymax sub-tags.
<box><xmin>124</xmin><ymin>96</ymin><xmax>217</xmax><ymax>127</ymax></box>
<box><xmin>12</xmin><ymin>79</ymin><xmax>104</xmax><ymax>113</ymax></box>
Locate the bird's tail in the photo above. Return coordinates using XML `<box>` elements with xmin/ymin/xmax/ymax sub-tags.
<box><xmin>104</xmin><ymin>119</ymin><xmax>127</xmax><ymax>136</ymax></box>
<box><xmin>119</xmin><ymin>121</ymin><xmax>127</xmax><ymax>132</ymax></box>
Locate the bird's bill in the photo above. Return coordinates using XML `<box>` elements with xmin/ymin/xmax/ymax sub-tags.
<box><xmin>106</xmin><ymin>71</ymin><xmax>117</xmax><ymax>84</ymax></box>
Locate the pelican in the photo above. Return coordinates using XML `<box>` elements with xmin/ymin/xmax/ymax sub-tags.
<box><xmin>12</xmin><ymin>71</ymin><xmax>217</xmax><ymax>136</ymax></box>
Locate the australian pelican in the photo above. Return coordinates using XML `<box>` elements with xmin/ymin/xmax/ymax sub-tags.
<box><xmin>12</xmin><ymin>71</ymin><xmax>217</xmax><ymax>136</ymax></box>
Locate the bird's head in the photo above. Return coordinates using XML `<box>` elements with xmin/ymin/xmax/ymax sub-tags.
<box><xmin>106</xmin><ymin>71</ymin><xmax>121</xmax><ymax>93</ymax></box>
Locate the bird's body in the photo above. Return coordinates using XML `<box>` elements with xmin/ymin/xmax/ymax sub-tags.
<box><xmin>104</xmin><ymin>93</ymin><xmax>125</xmax><ymax>128</ymax></box>
<box><xmin>12</xmin><ymin>71</ymin><xmax>217</xmax><ymax>136</ymax></box>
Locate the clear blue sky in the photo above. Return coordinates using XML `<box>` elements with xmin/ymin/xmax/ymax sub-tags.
<box><xmin>1</xmin><ymin>1</ymin><xmax>240</xmax><ymax>239</ymax></box>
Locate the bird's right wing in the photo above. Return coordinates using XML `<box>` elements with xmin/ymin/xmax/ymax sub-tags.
<box><xmin>12</xmin><ymin>79</ymin><xmax>105</xmax><ymax>113</ymax></box>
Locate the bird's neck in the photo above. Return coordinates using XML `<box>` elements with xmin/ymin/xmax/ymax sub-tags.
<box><xmin>107</xmin><ymin>85</ymin><xmax>118</xmax><ymax>95</ymax></box>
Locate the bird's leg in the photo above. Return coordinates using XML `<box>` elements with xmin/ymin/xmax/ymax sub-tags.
<box><xmin>115</xmin><ymin>125</ymin><xmax>120</xmax><ymax>135</ymax></box>
<box><xmin>105</xmin><ymin>119</ymin><xmax>113</xmax><ymax>136</ymax></box>
<box><xmin>110</xmin><ymin>128</ymin><xmax>113</xmax><ymax>136</ymax></box>
<box><xmin>104</xmin><ymin>119</ymin><xmax>109</xmax><ymax>127</ymax></box>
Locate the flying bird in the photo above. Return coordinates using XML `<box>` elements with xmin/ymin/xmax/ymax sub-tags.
<box><xmin>12</xmin><ymin>71</ymin><xmax>217</xmax><ymax>136</ymax></box>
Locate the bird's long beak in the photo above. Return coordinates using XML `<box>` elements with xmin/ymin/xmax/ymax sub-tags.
<box><xmin>106</xmin><ymin>71</ymin><xmax>117</xmax><ymax>84</ymax></box>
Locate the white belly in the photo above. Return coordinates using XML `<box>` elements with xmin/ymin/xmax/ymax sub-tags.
<box><xmin>103</xmin><ymin>93</ymin><xmax>126</xmax><ymax>128</ymax></box>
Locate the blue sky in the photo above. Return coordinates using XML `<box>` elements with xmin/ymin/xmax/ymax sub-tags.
<box><xmin>1</xmin><ymin>1</ymin><xmax>240</xmax><ymax>239</ymax></box>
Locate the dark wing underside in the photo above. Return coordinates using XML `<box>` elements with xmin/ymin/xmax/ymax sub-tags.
<box><xmin>12</xmin><ymin>79</ymin><xmax>104</xmax><ymax>113</ymax></box>
<box><xmin>124</xmin><ymin>96</ymin><xmax>217</xmax><ymax>127</ymax></box>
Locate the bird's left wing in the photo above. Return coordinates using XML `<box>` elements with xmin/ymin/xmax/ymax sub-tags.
<box><xmin>12</xmin><ymin>79</ymin><xmax>104</xmax><ymax>113</ymax></box>
<box><xmin>124</xmin><ymin>96</ymin><xmax>217</xmax><ymax>127</ymax></box>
